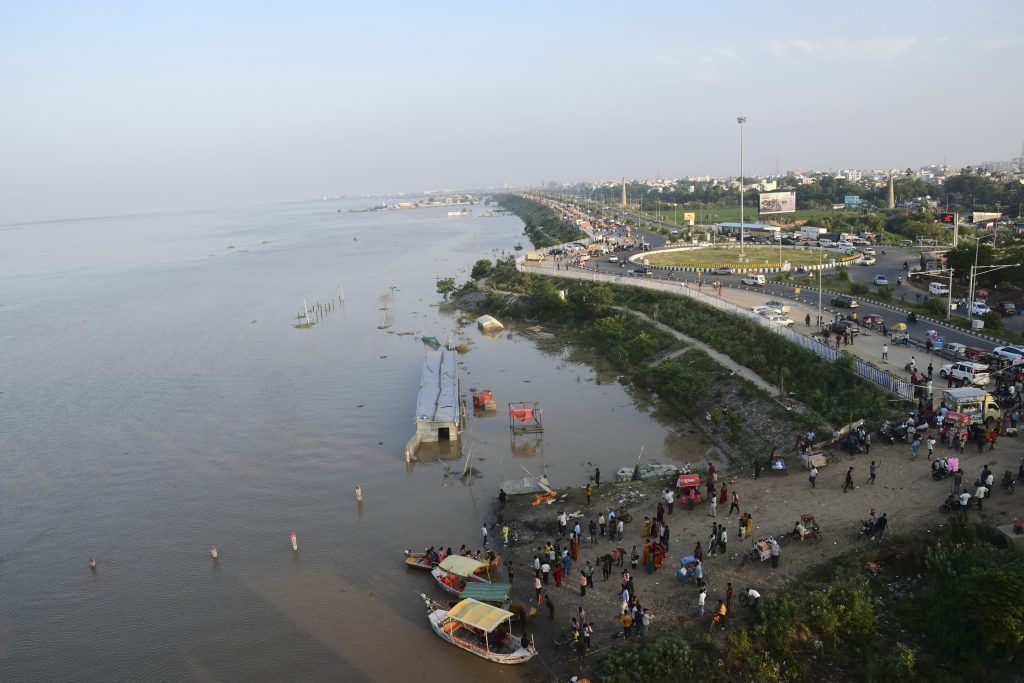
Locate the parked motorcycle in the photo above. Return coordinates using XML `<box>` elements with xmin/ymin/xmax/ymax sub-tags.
<box><xmin>878</xmin><ymin>419</ymin><xmax>909</xmax><ymax>444</ymax></box>
<box><xmin>1004</xmin><ymin>471</ymin><xmax>1016</xmax><ymax>495</ymax></box>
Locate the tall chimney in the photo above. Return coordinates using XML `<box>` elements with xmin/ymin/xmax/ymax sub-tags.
<box><xmin>621</xmin><ymin>177</ymin><xmax>627</xmax><ymax>208</ymax></box>
<box><xmin>887</xmin><ymin>175</ymin><xmax>895</xmax><ymax>209</ymax></box>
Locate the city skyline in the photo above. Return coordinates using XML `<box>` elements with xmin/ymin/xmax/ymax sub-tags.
<box><xmin>2</xmin><ymin>1</ymin><xmax>1023</xmax><ymax>223</ymax></box>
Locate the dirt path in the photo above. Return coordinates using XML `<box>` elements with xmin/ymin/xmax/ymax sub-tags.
<box><xmin>500</xmin><ymin>434</ymin><xmax>1022</xmax><ymax>680</ymax></box>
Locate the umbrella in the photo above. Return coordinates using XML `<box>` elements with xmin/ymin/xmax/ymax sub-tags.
<box><xmin>892</xmin><ymin>322</ymin><xmax>907</xmax><ymax>331</ymax></box>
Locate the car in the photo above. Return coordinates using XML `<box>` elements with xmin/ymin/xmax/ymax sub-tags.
<box><xmin>928</xmin><ymin>282</ymin><xmax>950</xmax><ymax>296</ymax></box>
<box><xmin>998</xmin><ymin>301</ymin><xmax>1017</xmax><ymax>317</ymax></box>
<box><xmin>830</xmin><ymin>320</ymin><xmax>860</xmax><ymax>336</ymax></box>
<box><xmin>766</xmin><ymin>314</ymin><xmax>795</xmax><ymax>328</ymax></box>
<box><xmin>751</xmin><ymin>305</ymin><xmax>779</xmax><ymax>316</ymax></box>
<box><xmin>607</xmin><ymin>256</ymin><xmax>620</xmax><ymax>263</ymax></box>
<box><xmin>873</xmin><ymin>275</ymin><xmax>889</xmax><ymax>286</ymax></box>
<box><xmin>862</xmin><ymin>313</ymin><xmax>885</xmax><ymax>328</ymax></box>
<box><xmin>971</xmin><ymin>301</ymin><xmax>990</xmax><ymax>316</ymax></box>
<box><xmin>831</xmin><ymin>295</ymin><xmax>859</xmax><ymax>308</ymax></box>
<box><xmin>862</xmin><ymin>247</ymin><xmax>876</xmax><ymax>255</ymax></box>
<box><xmin>740</xmin><ymin>275</ymin><xmax>766</xmax><ymax>286</ymax></box>
<box><xmin>781</xmin><ymin>237</ymin><xmax>798</xmax><ymax>245</ymax></box>
<box><xmin>711</xmin><ymin>267</ymin><xmax>733</xmax><ymax>275</ymax></box>
<box><xmin>764</xmin><ymin>299</ymin><xmax>791</xmax><ymax>313</ymax></box>
<box><xmin>632</xmin><ymin>266</ymin><xmax>652</xmax><ymax>276</ymax></box>
<box><xmin>992</xmin><ymin>346</ymin><xmax>1024</xmax><ymax>363</ymax></box>
<box><xmin>860</xmin><ymin>256</ymin><xmax>876</xmax><ymax>266</ymax></box>
<box><xmin>939</xmin><ymin>362</ymin><xmax>990</xmax><ymax>387</ymax></box>
<box><xmin>940</xmin><ymin>342</ymin><xmax>967</xmax><ymax>360</ymax></box>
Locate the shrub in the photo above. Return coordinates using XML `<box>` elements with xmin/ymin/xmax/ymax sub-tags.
<box><xmin>850</xmin><ymin>281</ymin><xmax>869</xmax><ymax>295</ymax></box>
<box><xmin>601</xmin><ymin>637</ymin><xmax>693</xmax><ymax>682</ymax></box>
<box><xmin>925</xmin><ymin>296</ymin><xmax>947</xmax><ymax>315</ymax></box>
<box><xmin>877</xmin><ymin>284</ymin><xmax>894</xmax><ymax>300</ymax></box>
<box><xmin>470</xmin><ymin>259</ymin><xmax>493</xmax><ymax>280</ymax></box>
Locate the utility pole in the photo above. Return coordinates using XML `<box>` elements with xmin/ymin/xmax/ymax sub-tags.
<box><xmin>738</xmin><ymin>116</ymin><xmax>747</xmax><ymax>257</ymax></box>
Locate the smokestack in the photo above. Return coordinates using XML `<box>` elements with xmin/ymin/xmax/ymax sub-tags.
<box><xmin>621</xmin><ymin>177</ymin><xmax>626</xmax><ymax>208</ymax></box>
<box><xmin>887</xmin><ymin>175</ymin><xmax>895</xmax><ymax>209</ymax></box>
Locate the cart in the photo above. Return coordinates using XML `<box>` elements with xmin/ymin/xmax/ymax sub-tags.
<box><xmin>676</xmin><ymin>473</ymin><xmax>705</xmax><ymax>510</ymax></box>
<box><xmin>740</xmin><ymin>538</ymin><xmax>774</xmax><ymax>567</ymax></box>
<box><xmin>676</xmin><ymin>555</ymin><xmax>704</xmax><ymax>584</ymax></box>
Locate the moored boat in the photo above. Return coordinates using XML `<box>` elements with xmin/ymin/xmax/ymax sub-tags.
<box><xmin>405</xmin><ymin>549</ymin><xmax>501</xmax><ymax>573</ymax></box>
<box><xmin>431</xmin><ymin>555</ymin><xmax>492</xmax><ymax>595</ymax></box>
<box><xmin>422</xmin><ymin>594</ymin><xmax>536</xmax><ymax>664</ymax></box>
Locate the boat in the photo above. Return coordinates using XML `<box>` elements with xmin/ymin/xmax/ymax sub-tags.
<box><xmin>431</xmin><ymin>555</ymin><xmax>492</xmax><ymax>596</ymax></box>
<box><xmin>421</xmin><ymin>594</ymin><xmax>536</xmax><ymax>664</ymax></box>
<box><xmin>448</xmin><ymin>208</ymin><xmax>471</xmax><ymax>217</ymax></box>
<box><xmin>405</xmin><ymin>549</ymin><xmax>500</xmax><ymax>574</ymax></box>
<box><xmin>475</xmin><ymin>315</ymin><xmax>504</xmax><ymax>333</ymax></box>
<box><xmin>421</xmin><ymin>335</ymin><xmax>441</xmax><ymax>349</ymax></box>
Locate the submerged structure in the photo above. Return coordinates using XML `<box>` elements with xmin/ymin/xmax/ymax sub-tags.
<box><xmin>405</xmin><ymin>348</ymin><xmax>462</xmax><ymax>461</ymax></box>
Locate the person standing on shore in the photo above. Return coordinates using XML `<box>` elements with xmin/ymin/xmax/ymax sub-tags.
<box><xmin>664</xmin><ymin>488</ymin><xmax>675</xmax><ymax>514</ymax></box>
<box><xmin>868</xmin><ymin>461</ymin><xmax>877</xmax><ymax>485</ymax></box>
<box><xmin>769</xmin><ymin>538</ymin><xmax>780</xmax><ymax>568</ymax></box>
<box><xmin>718</xmin><ymin>526</ymin><xmax>727</xmax><ymax>555</ymax></box>
<box><xmin>541</xmin><ymin>560</ymin><xmax>550</xmax><ymax>584</ymax></box>
<box><xmin>579</xmin><ymin>570</ymin><xmax>588</xmax><ymax>597</ymax></box>
<box><xmin>843</xmin><ymin>467</ymin><xmax>855</xmax><ymax>493</ymax></box>
<box><xmin>535</xmin><ymin>575</ymin><xmax>542</xmax><ymax>604</ymax></box>
<box><xmin>729</xmin><ymin>491</ymin><xmax>740</xmax><ymax>515</ymax></box>
<box><xmin>598</xmin><ymin>512</ymin><xmax>606</xmax><ymax>537</ymax></box>
<box><xmin>616</xmin><ymin>518</ymin><xmax>625</xmax><ymax>543</ymax></box>
<box><xmin>622</xmin><ymin>610</ymin><xmax>633</xmax><ymax>638</ymax></box>
<box><xmin>595</xmin><ymin>467</ymin><xmax>601</xmax><ymax>488</ymax></box>
<box><xmin>589</xmin><ymin>519</ymin><xmax>598</xmax><ymax>543</ymax></box>
<box><xmin>809</xmin><ymin>465</ymin><xmax>818</xmax><ymax>489</ymax></box>
<box><xmin>585</xmin><ymin>483</ymin><xmax>592</xmax><ymax>506</ymax></box>
<box><xmin>545</xmin><ymin>593</ymin><xmax>554</xmax><ymax>620</ymax></box>
<box><xmin>698</xmin><ymin>587</ymin><xmax>706</xmax><ymax>618</ymax></box>
<box><xmin>481</xmin><ymin>523</ymin><xmax>488</xmax><ymax>546</ymax></box>
<box><xmin>726</xmin><ymin>582</ymin><xmax>734</xmax><ymax>612</ymax></box>
<box><xmin>709</xmin><ymin>495</ymin><xmax>718</xmax><ymax>517</ymax></box>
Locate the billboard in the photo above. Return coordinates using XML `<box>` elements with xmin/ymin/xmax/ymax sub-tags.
<box><xmin>759</xmin><ymin>191</ymin><xmax>796</xmax><ymax>214</ymax></box>
<box><xmin>939</xmin><ymin>212</ymin><xmax>956</xmax><ymax>224</ymax></box>
<box><xmin>682</xmin><ymin>212</ymin><xmax>696</xmax><ymax>223</ymax></box>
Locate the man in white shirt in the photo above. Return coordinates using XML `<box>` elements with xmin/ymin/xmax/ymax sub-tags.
<box><xmin>746</xmin><ymin>587</ymin><xmax>761</xmax><ymax>609</ymax></box>
<box><xmin>664</xmin><ymin>488</ymin><xmax>675</xmax><ymax>514</ymax></box>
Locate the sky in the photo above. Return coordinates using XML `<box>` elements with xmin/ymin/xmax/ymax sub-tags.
<box><xmin>2</xmin><ymin>1</ymin><xmax>1023</xmax><ymax>223</ymax></box>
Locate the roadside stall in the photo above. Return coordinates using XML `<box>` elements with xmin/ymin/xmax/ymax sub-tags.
<box><xmin>943</xmin><ymin>411</ymin><xmax>971</xmax><ymax>449</ymax></box>
<box><xmin>676</xmin><ymin>473</ymin><xmax>705</xmax><ymax>510</ymax></box>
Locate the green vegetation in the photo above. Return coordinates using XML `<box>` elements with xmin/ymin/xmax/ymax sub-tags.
<box><xmin>435</xmin><ymin>277</ymin><xmax>456</xmax><ymax>300</ymax></box>
<box><xmin>470</xmin><ymin>259</ymin><xmax>493</xmax><ymax>280</ymax></box>
<box><xmin>642</xmin><ymin>246</ymin><xmax>825</xmax><ymax>268</ymax></box>
<box><xmin>494</xmin><ymin>194</ymin><xmax>585</xmax><ymax>248</ymax></box>
<box><xmin>600</xmin><ymin>516</ymin><xmax>1024</xmax><ymax>682</ymax></box>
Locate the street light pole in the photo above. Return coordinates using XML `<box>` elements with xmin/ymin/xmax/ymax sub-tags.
<box><xmin>817</xmin><ymin>247</ymin><xmax>823</xmax><ymax>328</ymax></box>
<box><xmin>738</xmin><ymin>116</ymin><xmax>747</xmax><ymax>257</ymax></box>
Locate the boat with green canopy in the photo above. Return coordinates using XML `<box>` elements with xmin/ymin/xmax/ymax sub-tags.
<box><xmin>431</xmin><ymin>554</ymin><xmax>492</xmax><ymax>596</ymax></box>
<box><xmin>421</xmin><ymin>594</ymin><xmax>536</xmax><ymax>664</ymax></box>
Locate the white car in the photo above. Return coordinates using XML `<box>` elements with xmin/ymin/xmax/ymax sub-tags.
<box><xmin>740</xmin><ymin>275</ymin><xmax>766</xmax><ymax>286</ymax></box>
<box><xmin>766</xmin><ymin>314</ymin><xmax>795</xmax><ymax>328</ymax></box>
<box><xmin>928</xmin><ymin>282</ymin><xmax>950</xmax><ymax>295</ymax></box>
<box><xmin>751</xmin><ymin>305</ymin><xmax>779</xmax><ymax>316</ymax></box>
<box><xmin>939</xmin><ymin>362</ymin><xmax>990</xmax><ymax>387</ymax></box>
<box><xmin>764</xmin><ymin>300</ymin><xmax>791</xmax><ymax>313</ymax></box>
<box><xmin>860</xmin><ymin>256</ymin><xmax>876</xmax><ymax>265</ymax></box>
<box><xmin>971</xmin><ymin>301</ymin><xmax>990</xmax><ymax>316</ymax></box>
<box><xmin>873</xmin><ymin>275</ymin><xmax>889</xmax><ymax>286</ymax></box>
<box><xmin>607</xmin><ymin>256</ymin><xmax>620</xmax><ymax>263</ymax></box>
<box><xmin>862</xmin><ymin>247</ymin><xmax>876</xmax><ymax>255</ymax></box>
<box><xmin>992</xmin><ymin>346</ymin><xmax>1024</xmax><ymax>362</ymax></box>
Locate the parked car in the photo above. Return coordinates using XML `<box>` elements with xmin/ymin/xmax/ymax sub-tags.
<box><xmin>830</xmin><ymin>320</ymin><xmax>860</xmax><ymax>336</ymax></box>
<box><xmin>873</xmin><ymin>275</ymin><xmax>889</xmax><ymax>286</ymax></box>
<box><xmin>766</xmin><ymin>315</ymin><xmax>795</xmax><ymax>328</ymax></box>
<box><xmin>992</xmin><ymin>346</ymin><xmax>1024</xmax><ymax>362</ymax></box>
<box><xmin>940</xmin><ymin>342</ymin><xmax>967</xmax><ymax>360</ymax></box>
<box><xmin>971</xmin><ymin>301</ymin><xmax>990</xmax><ymax>316</ymax></box>
<box><xmin>751</xmin><ymin>305</ymin><xmax>779</xmax><ymax>316</ymax></box>
<box><xmin>939</xmin><ymin>362</ymin><xmax>990</xmax><ymax>387</ymax></box>
<box><xmin>711</xmin><ymin>267</ymin><xmax>733</xmax><ymax>275</ymax></box>
<box><xmin>831</xmin><ymin>295</ymin><xmax>859</xmax><ymax>308</ymax></box>
<box><xmin>998</xmin><ymin>301</ymin><xmax>1017</xmax><ymax>317</ymax></box>
<box><xmin>764</xmin><ymin>299</ymin><xmax>790</xmax><ymax>313</ymax></box>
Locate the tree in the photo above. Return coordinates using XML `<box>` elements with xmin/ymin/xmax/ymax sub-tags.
<box><xmin>470</xmin><ymin>259</ymin><xmax>493</xmax><ymax>280</ymax></box>
<box><xmin>435</xmin><ymin>277</ymin><xmax>456</xmax><ymax>300</ymax></box>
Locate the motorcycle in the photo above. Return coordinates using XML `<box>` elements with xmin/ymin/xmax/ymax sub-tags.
<box><xmin>1004</xmin><ymin>471</ymin><xmax>1016</xmax><ymax>495</ymax></box>
<box><xmin>907</xmin><ymin>312</ymin><xmax>918</xmax><ymax>324</ymax></box>
<box><xmin>939</xmin><ymin>493</ymin><xmax>960</xmax><ymax>513</ymax></box>
<box><xmin>878</xmin><ymin>419</ymin><xmax>909</xmax><ymax>444</ymax></box>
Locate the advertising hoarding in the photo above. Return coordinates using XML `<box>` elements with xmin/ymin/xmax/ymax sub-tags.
<box><xmin>759</xmin><ymin>191</ymin><xmax>796</xmax><ymax>214</ymax></box>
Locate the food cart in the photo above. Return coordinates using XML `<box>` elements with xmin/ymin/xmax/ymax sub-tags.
<box><xmin>676</xmin><ymin>473</ymin><xmax>705</xmax><ymax>510</ymax></box>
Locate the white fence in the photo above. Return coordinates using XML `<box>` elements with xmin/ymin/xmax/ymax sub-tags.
<box><xmin>517</xmin><ymin>259</ymin><xmax>914</xmax><ymax>400</ymax></box>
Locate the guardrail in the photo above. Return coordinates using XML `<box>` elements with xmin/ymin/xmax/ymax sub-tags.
<box><xmin>517</xmin><ymin>257</ymin><xmax>914</xmax><ymax>400</ymax></box>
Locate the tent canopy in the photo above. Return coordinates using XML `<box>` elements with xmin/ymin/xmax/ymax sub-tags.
<box><xmin>439</xmin><ymin>554</ymin><xmax>486</xmax><ymax>577</ymax></box>
<box><xmin>448</xmin><ymin>598</ymin><xmax>514</xmax><ymax>632</ymax></box>
<box><xmin>461</xmin><ymin>582</ymin><xmax>511</xmax><ymax>603</ymax></box>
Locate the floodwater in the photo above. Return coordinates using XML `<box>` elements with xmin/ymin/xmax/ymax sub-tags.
<box><xmin>0</xmin><ymin>201</ymin><xmax>707</xmax><ymax>681</ymax></box>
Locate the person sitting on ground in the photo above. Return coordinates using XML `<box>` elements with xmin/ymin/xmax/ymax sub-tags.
<box><xmin>746</xmin><ymin>587</ymin><xmax>760</xmax><ymax>609</ymax></box>
<box><xmin>793</xmin><ymin>520</ymin><xmax>808</xmax><ymax>539</ymax></box>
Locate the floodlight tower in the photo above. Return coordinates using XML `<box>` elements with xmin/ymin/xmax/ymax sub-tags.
<box><xmin>738</xmin><ymin>116</ymin><xmax>747</xmax><ymax>257</ymax></box>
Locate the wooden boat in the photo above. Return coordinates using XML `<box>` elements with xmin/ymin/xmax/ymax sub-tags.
<box><xmin>404</xmin><ymin>550</ymin><xmax>500</xmax><ymax>573</ymax></box>
<box><xmin>431</xmin><ymin>555</ymin><xmax>492</xmax><ymax>596</ymax></box>
<box><xmin>422</xmin><ymin>594</ymin><xmax>536</xmax><ymax>664</ymax></box>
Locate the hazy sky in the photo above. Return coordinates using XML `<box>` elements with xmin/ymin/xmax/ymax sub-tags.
<box><xmin>2</xmin><ymin>1</ymin><xmax>1023</xmax><ymax>222</ymax></box>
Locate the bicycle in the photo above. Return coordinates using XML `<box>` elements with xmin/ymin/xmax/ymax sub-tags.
<box><xmin>613</xmin><ymin>508</ymin><xmax>633</xmax><ymax>524</ymax></box>
<box><xmin>552</xmin><ymin>626</ymin><xmax>579</xmax><ymax>655</ymax></box>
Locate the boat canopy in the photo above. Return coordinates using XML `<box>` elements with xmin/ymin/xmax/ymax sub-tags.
<box><xmin>461</xmin><ymin>582</ymin><xmax>511</xmax><ymax>603</ymax></box>
<box><xmin>439</xmin><ymin>554</ymin><xmax>486</xmax><ymax>577</ymax></box>
<box><xmin>447</xmin><ymin>598</ymin><xmax>515</xmax><ymax>632</ymax></box>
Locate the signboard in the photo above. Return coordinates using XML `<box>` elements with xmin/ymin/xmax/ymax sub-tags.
<box><xmin>682</xmin><ymin>212</ymin><xmax>696</xmax><ymax>222</ymax></box>
<box><xmin>939</xmin><ymin>212</ymin><xmax>956</xmax><ymax>224</ymax></box>
<box><xmin>759</xmin><ymin>191</ymin><xmax>796</xmax><ymax>214</ymax></box>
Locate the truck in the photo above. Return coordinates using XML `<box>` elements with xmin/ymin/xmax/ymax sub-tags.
<box><xmin>799</xmin><ymin>226</ymin><xmax>825</xmax><ymax>240</ymax></box>
<box><xmin>525</xmin><ymin>251</ymin><xmax>545</xmax><ymax>262</ymax></box>
<box><xmin>941</xmin><ymin>387</ymin><xmax>1001</xmax><ymax>426</ymax></box>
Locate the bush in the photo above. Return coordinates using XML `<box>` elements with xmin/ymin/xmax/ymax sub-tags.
<box><xmin>925</xmin><ymin>296</ymin><xmax>947</xmax><ymax>315</ymax></box>
<box><xmin>982</xmin><ymin>310</ymin><xmax>1004</xmax><ymax>331</ymax></box>
<box><xmin>850</xmin><ymin>281</ymin><xmax>869</xmax><ymax>295</ymax></box>
<box><xmin>877</xmin><ymin>284</ymin><xmax>894</xmax><ymax>300</ymax></box>
<box><xmin>470</xmin><ymin>259</ymin><xmax>493</xmax><ymax>280</ymax></box>
<box><xmin>601</xmin><ymin>637</ymin><xmax>693</xmax><ymax>682</ymax></box>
